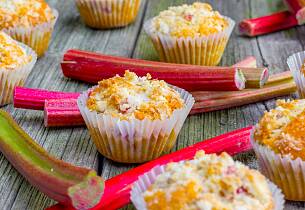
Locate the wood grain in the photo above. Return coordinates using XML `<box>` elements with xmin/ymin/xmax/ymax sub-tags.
<box><xmin>0</xmin><ymin>0</ymin><xmax>303</xmax><ymax>209</ymax></box>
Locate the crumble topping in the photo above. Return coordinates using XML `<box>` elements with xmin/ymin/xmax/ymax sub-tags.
<box><xmin>254</xmin><ymin>99</ymin><xmax>305</xmax><ymax>160</ymax></box>
<box><xmin>151</xmin><ymin>2</ymin><xmax>229</xmax><ymax>37</ymax></box>
<box><xmin>0</xmin><ymin>0</ymin><xmax>55</xmax><ymax>29</ymax></box>
<box><xmin>87</xmin><ymin>71</ymin><xmax>185</xmax><ymax>121</ymax></box>
<box><xmin>0</xmin><ymin>32</ymin><xmax>31</xmax><ymax>69</ymax></box>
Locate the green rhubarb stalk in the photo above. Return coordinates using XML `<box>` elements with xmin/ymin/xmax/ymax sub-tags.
<box><xmin>0</xmin><ymin>110</ymin><xmax>104</xmax><ymax>209</ymax></box>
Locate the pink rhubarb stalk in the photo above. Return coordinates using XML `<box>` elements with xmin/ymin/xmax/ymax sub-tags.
<box><xmin>46</xmin><ymin>126</ymin><xmax>253</xmax><ymax>210</ymax></box>
<box><xmin>45</xmin><ymin>99</ymin><xmax>84</xmax><ymax>127</ymax></box>
<box><xmin>285</xmin><ymin>0</ymin><xmax>305</xmax><ymax>24</ymax></box>
<box><xmin>61</xmin><ymin>50</ymin><xmax>255</xmax><ymax>91</ymax></box>
<box><xmin>14</xmin><ymin>87</ymin><xmax>80</xmax><ymax>110</ymax></box>
<box><xmin>239</xmin><ymin>11</ymin><xmax>298</xmax><ymax>36</ymax></box>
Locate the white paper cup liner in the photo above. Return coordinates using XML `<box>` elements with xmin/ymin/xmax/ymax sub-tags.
<box><xmin>0</xmin><ymin>41</ymin><xmax>37</xmax><ymax>106</ymax></box>
<box><xmin>287</xmin><ymin>51</ymin><xmax>305</xmax><ymax>98</ymax></box>
<box><xmin>144</xmin><ymin>16</ymin><xmax>235</xmax><ymax>66</ymax></box>
<box><xmin>75</xmin><ymin>0</ymin><xmax>141</xmax><ymax>29</ymax></box>
<box><xmin>77</xmin><ymin>85</ymin><xmax>194</xmax><ymax>163</ymax></box>
<box><xmin>251</xmin><ymin>127</ymin><xmax>305</xmax><ymax>201</ymax></box>
<box><xmin>2</xmin><ymin>9</ymin><xmax>58</xmax><ymax>57</ymax></box>
<box><xmin>130</xmin><ymin>164</ymin><xmax>285</xmax><ymax>210</ymax></box>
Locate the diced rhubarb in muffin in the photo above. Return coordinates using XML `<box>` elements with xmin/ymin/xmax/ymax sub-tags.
<box><xmin>254</xmin><ymin>99</ymin><xmax>305</xmax><ymax>160</ymax></box>
<box><xmin>0</xmin><ymin>0</ymin><xmax>55</xmax><ymax>29</ymax></box>
<box><xmin>0</xmin><ymin>32</ymin><xmax>31</xmax><ymax>69</ymax></box>
<box><xmin>151</xmin><ymin>2</ymin><xmax>229</xmax><ymax>37</ymax></box>
<box><xmin>143</xmin><ymin>151</ymin><xmax>274</xmax><ymax>210</ymax></box>
<box><xmin>87</xmin><ymin>71</ymin><xmax>185</xmax><ymax>121</ymax></box>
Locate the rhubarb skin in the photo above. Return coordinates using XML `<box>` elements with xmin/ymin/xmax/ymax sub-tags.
<box><xmin>45</xmin><ymin>99</ymin><xmax>84</xmax><ymax>127</ymax></box>
<box><xmin>46</xmin><ymin>126</ymin><xmax>253</xmax><ymax>210</ymax></box>
<box><xmin>14</xmin><ymin>87</ymin><xmax>80</xmax><ymax>111</ymax></box>
<box><xmin>284</xmin><ymin>0</ymin><xmax>305</xmax><ymax>24</ymax></box>
<box><xmin>0</xmin><ymin>110</ymin><xmax>104</xmax><ymax>209</ymax></box>
<box><xmin>239</xmin><ymin>11</ymin><xmax>298</xmax><ymax>37</ymax></box>
<box><xmin>62</xmin><ymin>49</ymin><xmax>247</xmax><ymax>91</ymax></box>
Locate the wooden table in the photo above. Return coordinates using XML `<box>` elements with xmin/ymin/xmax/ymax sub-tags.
<box><xmin>0</xmin><ymin>0</ymin><xmax>305</xmax><ymax>209</ymax></box>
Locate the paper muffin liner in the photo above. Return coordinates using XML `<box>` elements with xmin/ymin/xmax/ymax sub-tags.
<box><xmin>130</xmin><ymin>164</ymin><xmax>285</xmax><ymax>210</ymax></box>
<box><xmin>144</xmin><ymin>16</ymin><xmax>235</xmax><ymax>66</ymax></box>
<box><xmin>75</xmin><ymin>0</ymin><xmax>141</xmax><ymax>29</ymax></box>
<box><xmin>2</xmin><ymin>9</ymin><xmax>58</xmax><ymax>57</ymax></box>
<box><xmin>0</xmin><ymin>42</ymin><xmax>37</xmax><ymax>106</ymax></box>
<box><xmin>251</xmin><ymin>127</ymin><xmax>305</xmax><ymax>201</ymax></box>
<box><xmin>77</xmin><ymin>85</ymin><xmax>194</xmax><ymax>163</ymax></box>
<box><xmin>287</xmin><ymin>51</ymin><xmax>305</xmax><ymax>98</ymax></box>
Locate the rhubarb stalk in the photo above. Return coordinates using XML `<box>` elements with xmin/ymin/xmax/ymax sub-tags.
<box><xmin>190</xmin><ymin>78</ymin><xmax>296</xmax><ymax>114</ymax></box>
<box><xmin>45</xmin><ymin>99</ymin><xmax>84</xmax><ymax>127</ymax></box>
<box><xmin>46</xmin><ymin>126</ymin><xmax>253</xmax><ymax>210</ymax></box>
<box><xmin>239</xmin><ymin>11</ymin><xmax>298</xmax><ymax>37</ymax></box>
<box><xmin>284</xmin><ymin>0</ymin><xmax>305</xmax><ymax>24</ymax></box>
<box><xmin>61</xmin><ymin>49</ymin><xmax>258</xmax><ymax>91</ymax></box>
<box><xmin>0</xmin><ymin>110</ymin><xmax>104</xmax><ymax>209</ymax></box>
<box><xmin>14</xmin><ymin>87</ymin><xmax>80</xmax><ymax>110</ymax></box>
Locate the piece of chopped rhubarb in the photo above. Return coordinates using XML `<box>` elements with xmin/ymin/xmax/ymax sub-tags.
<box><xmin>46</xmin><ymin>126</ymin><xmax>253</xmax><ymax>210</ymax></box>
<box><xmin>239</xmin><ymin>11</ymin><xmax>298</xmax><ymax>37</ymax></box>
<box><xmin>0</xmin><ymin>110</ymin><xmax>104</xmax><ymax>209</ymax></box>
<box><xmin>61</xmin><ymin>49</ymin><xmax>253</xmax><ymax>91</ymax></box>
<box><xmin>14</xmin><ymin>87</ymin><xmax>80</xmax><ymax>110</ymax></box>
<box><xmin>285</xmin><ymin>0</ymin><xmax>305</xmax><ymax>24</ymax></box>
<box><xmin>45</xmin><ymin>99</ymin><xmax>84</xmax><ymax>127</ymax></box>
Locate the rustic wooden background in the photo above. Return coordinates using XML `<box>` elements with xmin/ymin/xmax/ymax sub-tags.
<box><xmin>0</xmin><ymin>0</ymin><xmax>304</xmax><ymax>209</ymax></box>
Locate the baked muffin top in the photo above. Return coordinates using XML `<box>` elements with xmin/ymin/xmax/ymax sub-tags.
<box><xmin>87</xmin><ymin>71</ymin><xmax>185</xmax><ymax>121</ymax></box>
<box><xmin>151</xmin><ymin>2</ymin><xmax>229</xmax><ymax>38</ymax></box>
<box><xmin>0</xmin><ymin>32</ymin><xmax>31</xmax><ymax>69</ymax></box>
<box><xmin>0</xmin><ymin>0</ymin><xmax>55</xmax><ymax>29</ymax></box>
<box><xmin>254</xmin><ymin>99</ymin><xmax>305</xmax><ymax>160</ymax></box>
<box><xmin>143</xmin><ymin>151</ymin><xmax>274</xmax><ymax>210</ymax></box>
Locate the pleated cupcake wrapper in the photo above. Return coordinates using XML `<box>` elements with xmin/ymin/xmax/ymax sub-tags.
<box><xmin>77</xmin><ymin>85</ymin><xmax>194</xmax><ymax>163</ymax></box>
<box><xmin>2</xmin><ymin>9</ymin><xmax>58</xmax><ymax>57</ymax></box>
<box><xmin>130</xmin><ymin>164</ymin><xmax>285</xmax><ymax>210</ymax></box>
<box><xmin>287</xmin><ymin>51</ymin><xmax>305</xmax><ymax>98</ymax></box>
<box><xmin>0</xmin><ymin>42</ymin><xmax>37</xmax><ymax>106</ymax></box>
<box><xmin>75</xmin><ymin>0</ymin><xmax>141</xmax><ymax>29</ymax></box>
<box><xmin>144</xmin><ymin>16</ymin><xmax>235</xmax><ymax>66</ymax></box>
<box><xmin>251</xmin><ymin>128</ymin><xmax>305</xmax><ymax>201</ymax></box>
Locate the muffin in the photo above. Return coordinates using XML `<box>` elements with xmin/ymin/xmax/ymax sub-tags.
<box><xmin>287</xmin><ymin>51</ymin><xmax>305</xmax><ymax>98</ymax></box>
<box><xmin>75</xmin><ymin>0</ymin><xmax>141</xmax><ymax>29</ymax></box>
<box><xmin>252</xmin><ymin>99</ymin><xmax>305</xmax><ymax>200</ymax></box>
<box><xmin>0</xmin><ymin>0</ymin><xmax>58</xmax><ymax>57</ymax></box>
<box><xmin>144</xmin><ymin>2</ymin><xmax>235</xmax><ymax>66</ymax></box>
<box><xmin>131</xmin><ymin>151</ymin><xmax>284</xmax><ymax>210</ymax></box>
<box><xmin>0</xmin><ymin>32</ymin><xmax>37</xmax><ymax>106</ymax></box>
<box><xmin>77</xmin><ymin>71</ymin><xmax>194</xmax><ymax>163</ymax></box>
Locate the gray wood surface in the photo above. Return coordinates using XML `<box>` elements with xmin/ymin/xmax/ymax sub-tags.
<box><xmin>0</xmin><ymin>0</ymin><xmax>304</xmax><ymax>209</ymax></box>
